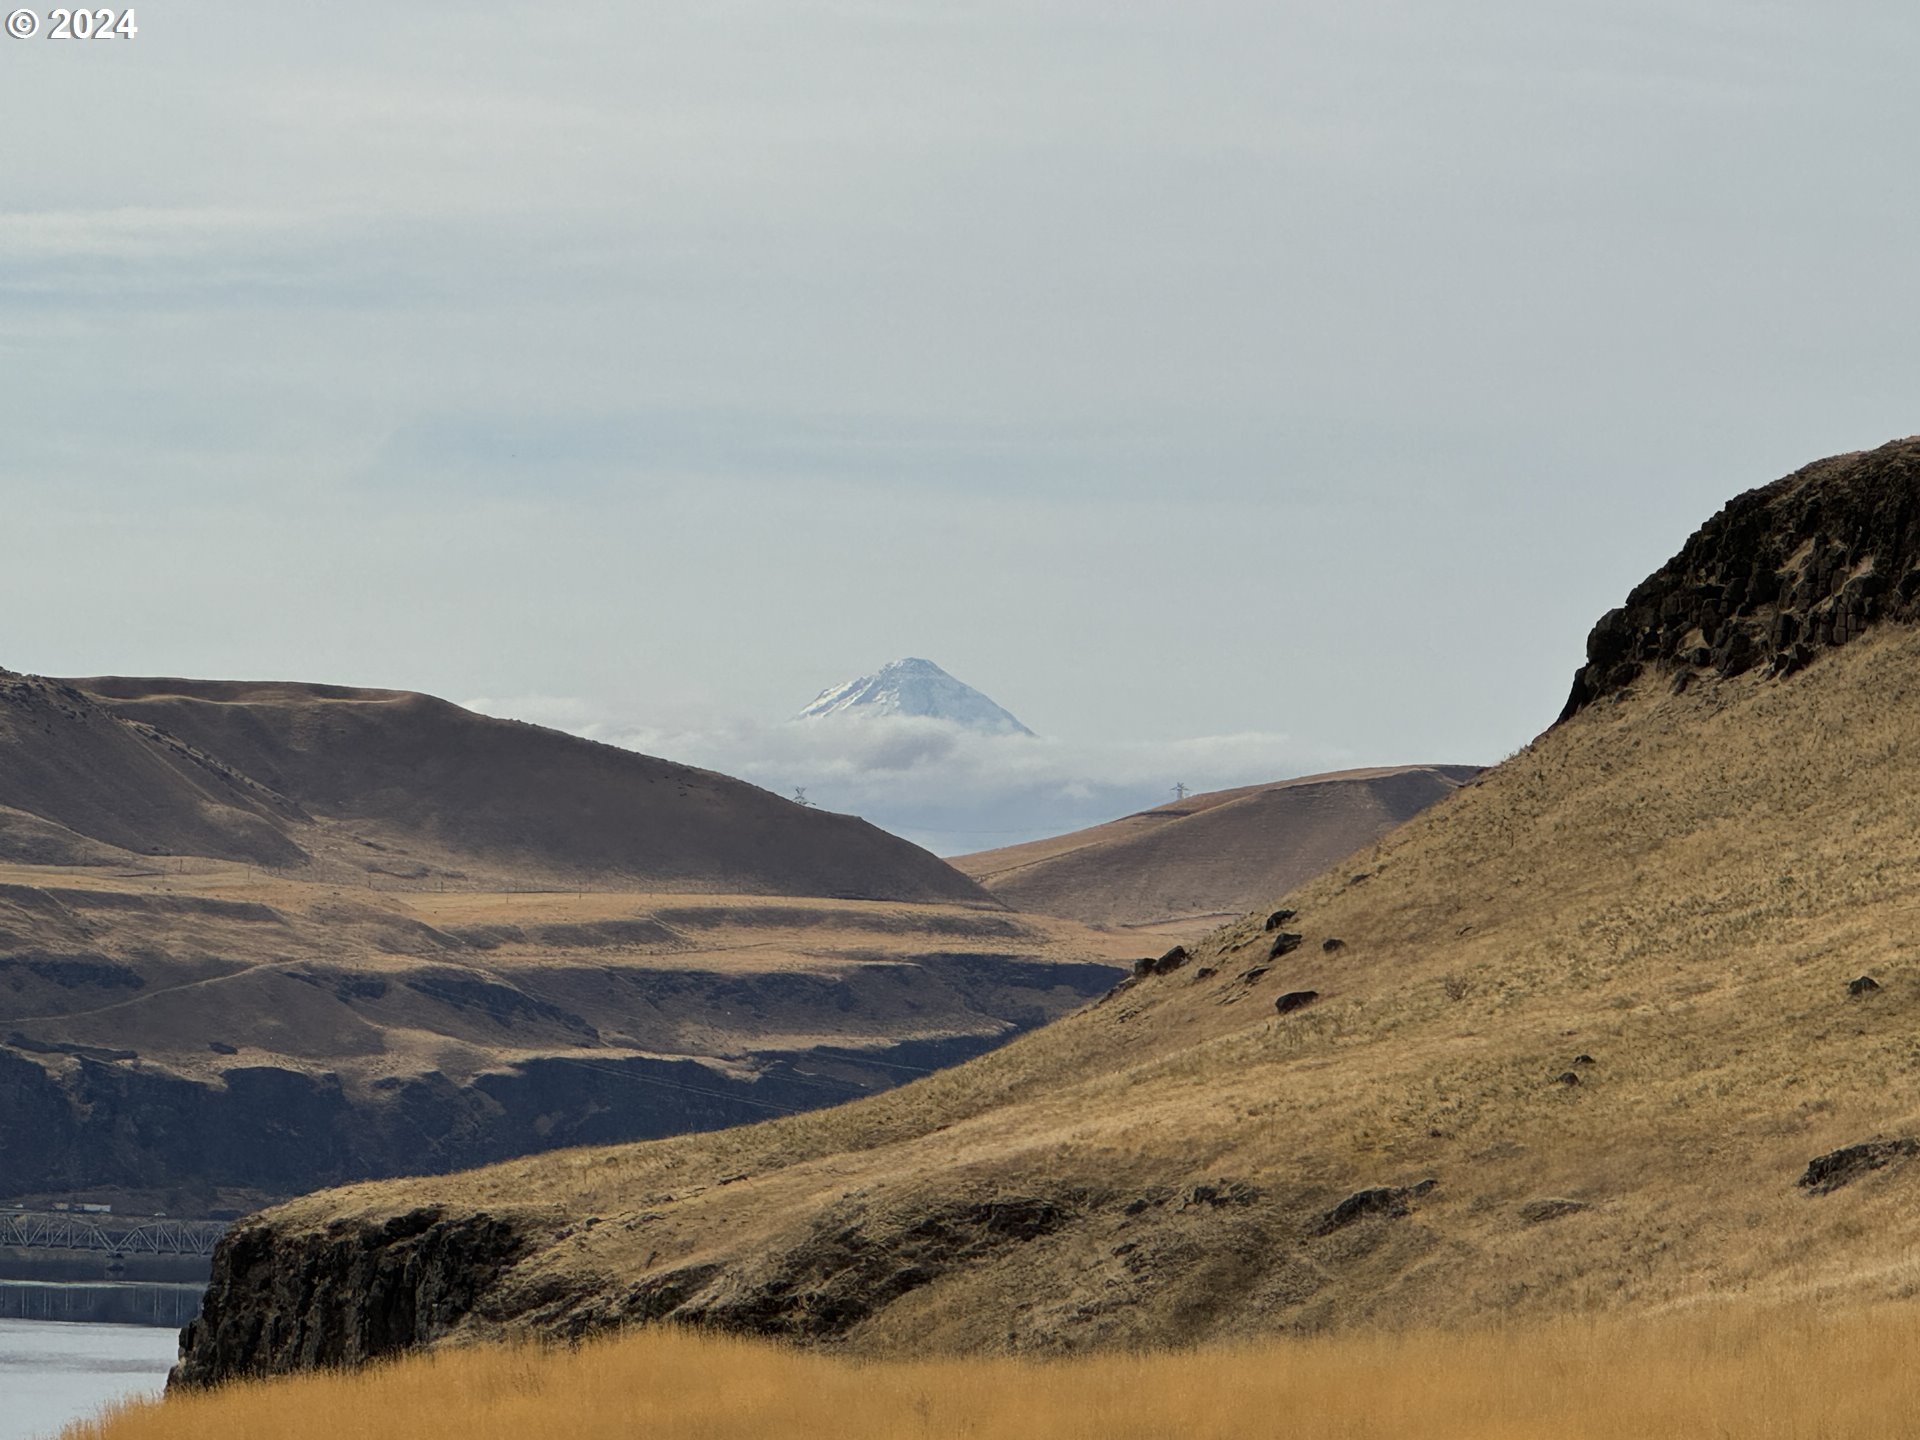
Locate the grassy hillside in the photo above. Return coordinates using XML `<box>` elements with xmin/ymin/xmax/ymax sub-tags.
<box><xmin>189</xmin><ymin>618</ymin><xmax>1920</xmax><ymax>1368</ymax></box>
<box><xmin>955</xmin><ymin>765</ymin><xmax>1479</xmax><ymax>931</ymax></box>
<box><xmin>175</xmin><ymin>437</ymin><xmax>1920</xmax><ymax>1379</ymax></box>
<box><xmin>0</xmin><ymin>672</ymin><xmax>306</xmax><ymax>869</ymax></box>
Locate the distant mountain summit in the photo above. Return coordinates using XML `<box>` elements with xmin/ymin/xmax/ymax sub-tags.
<box><xmin>798</xmin><ymin>657</ymin><xmax>1034</xmax><ymax>735</ymax></box>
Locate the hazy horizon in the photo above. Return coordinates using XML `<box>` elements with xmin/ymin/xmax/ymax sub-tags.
<box><xmin>469</xmin><ymin>655</ymin><xmax>1381</xmax><ymax>854</ymax></box>
<box><xmin>7</xmin><ymin>3</ymin><xmax>1920</xmax><ymax>846</ymax></box>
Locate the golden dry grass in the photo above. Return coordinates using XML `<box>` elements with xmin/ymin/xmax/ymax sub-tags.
<box><xmin>73</xmin><ymin>1305</ymin><xmax>1920</xmax><ymax>1440</ymax></box>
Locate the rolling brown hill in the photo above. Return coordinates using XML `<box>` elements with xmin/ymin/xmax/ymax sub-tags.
<box><xmin>174</xmin><ymin>434</ymin><xmax>1920</xmax><ymax>1384</ymax></box>
<box><xmin>955</xmin><ymin>766</ymin><xmax>1480</xmax><ymax>931</ymax></box>
<box><xmin>20</xmin><ymin>674</ymin><xmax>985</xmax><ymax>902</ymax></box>
<box><xmin>0</xmin><ymin>672</ymin><xmax>308</xmax><ymax>870</ymax></box>
<box><xmin>0</xmin><ymin>671</ymin><xmax>1151</xmax><ymax>1211</ymax></box>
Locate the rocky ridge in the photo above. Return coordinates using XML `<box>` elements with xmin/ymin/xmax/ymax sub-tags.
<box><xmin>1561</xmin><ymin>435</ymin><xmax>1920</xmax><ymax>718</ymax></box>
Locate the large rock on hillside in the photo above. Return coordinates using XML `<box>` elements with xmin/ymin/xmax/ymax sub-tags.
<box><xmin>1561</xmin><ymin>435</ymin><xmax>1920</xmax><ymax>719</ymax></box>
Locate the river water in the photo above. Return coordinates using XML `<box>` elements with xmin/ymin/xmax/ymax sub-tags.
<box><xmin>0</xmin><ymin>1318</ymin><xmax>179</xmax><ymax>1440</ymax></box>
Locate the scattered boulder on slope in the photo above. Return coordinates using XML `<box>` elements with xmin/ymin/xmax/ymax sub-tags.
<box><xmin>1132</xmin><ymin>946</ymin><xmax>1190</xmax><ymax>978</ymax></box>
<box><xmin>1800</xmin><ymin>1138</ymin><xmax>1920</xmax><ymax>1194</ymax></box>
<box><xmin>1518</xmin><ymin>1198</ymin><xmax>1588</xmax><ymax>1224</ymax></box>
<box><xmin>1178</xmin><ymin>1180</ymin><xmax>1260</xmax><ymax>1209</ymax></box>
<box><xmin>1315</xmin><ymin>1179</ymin><xmax>1437</xmax><ymax>1235</ymax></box>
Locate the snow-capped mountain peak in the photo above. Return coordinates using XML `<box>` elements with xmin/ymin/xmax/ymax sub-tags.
<box><xmin>797</xmin><ymin>658</ymin><xmax>1034</xmax><ymax>735</ymax></box>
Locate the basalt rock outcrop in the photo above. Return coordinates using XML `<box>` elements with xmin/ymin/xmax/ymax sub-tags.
<box><xmin>0</xmin><ymin>1036</ymin><xmax>1013</xmax><ymax>1200</ymax></box>
<box><xmin>1314</xmin><ymin>1179</ymin><xmax>1436</xmax><ymax>1235</ymax></box>
<box><xmin>169</xmin><ymin>1171</ymin><xmax>1413</xmax><ymax>1385</ymax></box>
<box><xmin>0</xmin><ymin>920</ymin><xmax>1126</xmax><ymax>1201</ymax></box>
<box><xmin>1799</xmin><ymin>1138</ymin><xmax>1920</xmax><ymax>1195</ymax></box>
<box><xmin>1560</xmin><ymin>436</ymin><xmax>1920</xmax><ymax>719</ymax></box>
<box><xmin>170</xmin><ymin>1207</ymin><xmax>532</xmax><ymax>1387</ymax></box>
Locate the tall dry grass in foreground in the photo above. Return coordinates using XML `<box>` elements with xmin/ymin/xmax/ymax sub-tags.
<box><xmin>69</xmin><ymin>1306</ymin><xmax>1920</xmax><ymax>1440</ymax></box>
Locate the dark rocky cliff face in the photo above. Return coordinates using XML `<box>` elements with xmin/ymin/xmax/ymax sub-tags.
<box><xmin>1561</xmin><ymin>436</ymin><xmax>1920</xmax><ymax>720</ymax></box>
<box><xmin>0</xmin><ymin>875</ymin><xmax>1122</xmax><ymax>1206</ymax></box>
<box><xmin>0</xmin><ymin>1034</ymin><xmax>1012</xmax><ymax>1202</ymax></box>
<box><xmin>166</xmin><ymin>1181</ymin><xmax>1293</xmax><ymax>1389</ymax></box>
<box><xmin>171</xmin><ymin>1207</ymin><xmax>531</xmax><ymax>1388</ymax></box>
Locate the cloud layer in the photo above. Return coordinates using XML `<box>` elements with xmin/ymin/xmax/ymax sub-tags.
<box><xmin>467</xmin><ymin>695</ymin><xmax>1344</xmax><ymax>856</ymax></box>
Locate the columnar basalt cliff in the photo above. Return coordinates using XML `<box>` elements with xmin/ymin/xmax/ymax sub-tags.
<box><xmin>1560</xmin><ymin>436</ymin><xmax>1920</xmax><ymax>719</ymax></box>
<box><xmin>171</xmin><ymin>1208</ymin><xmax>533</xmax><ymax>1387</ymax></box>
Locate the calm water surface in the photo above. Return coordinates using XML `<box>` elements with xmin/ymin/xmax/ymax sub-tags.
<box><xmin>0</xmin><ymin>1318</ymin><xmax>177</xmax><ymax>1440</ymax></box>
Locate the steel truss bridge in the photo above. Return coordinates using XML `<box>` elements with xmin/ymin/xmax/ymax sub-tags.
<box><xmin>0</xmin><ymin>1210</ymin><xmax>227</xmax><ymax>1258</ymax></box>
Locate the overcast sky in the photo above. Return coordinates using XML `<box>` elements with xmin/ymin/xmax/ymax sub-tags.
<box><xmin>5</xmin><ymin>3</ymin><xmax>1919</xmax><ymax>848</ymax></box>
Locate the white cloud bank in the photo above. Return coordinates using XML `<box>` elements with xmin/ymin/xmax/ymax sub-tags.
<box><xmin>466</xmin><ymin>695</ymin><xmax>1349</xmax><ymax>856</ymax></box>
